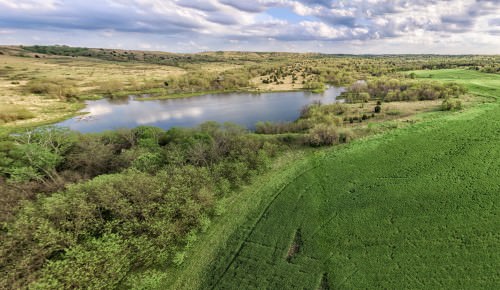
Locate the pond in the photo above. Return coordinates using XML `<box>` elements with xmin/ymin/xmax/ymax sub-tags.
<box><xmin>56</xmin><ymin>87</ymin><xmax>345</xmax><ymax>133</ymax></box>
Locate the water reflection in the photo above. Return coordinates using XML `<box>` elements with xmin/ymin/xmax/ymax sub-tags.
<box><xmin>57</xmin><ymin>87</ymin><xmax>345</xmax><ymax>133</ymax></box>
<box><xmin>136</xmin><ymin>107</ymin><xmax>203</xmax><ymax>125</ymax></box>
<box><xmin>87</xmin><ymin>104</ymin><xmax>113</xmax><ymax>116</ymax></box>
<box><xmin>107</xmin><ymin>95</ymin><xmax>130</xmax><ymax>105</ymax></box>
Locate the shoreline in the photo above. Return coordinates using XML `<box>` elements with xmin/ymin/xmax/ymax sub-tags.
<box><xmin>1</xmin><ymin>86</ymin><xmax>330</xmax><ymax>130</ymax></box>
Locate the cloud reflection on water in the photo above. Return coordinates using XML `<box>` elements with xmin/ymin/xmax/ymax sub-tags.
<box><xmin>136</xmin><ymin>107</ymin><xmax>203</xmax><ymax>125</ymax></box>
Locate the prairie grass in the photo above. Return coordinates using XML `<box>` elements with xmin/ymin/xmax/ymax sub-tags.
<box><xmin>0</xmin><ymin>104</ymin><xmax>35</xmax><ymax>123</ymax></box>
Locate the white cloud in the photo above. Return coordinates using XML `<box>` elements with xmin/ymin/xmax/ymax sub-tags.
<box><xmin>0</xmin><ymin>0</ymin><xmax>498</xmax><ymax>53</ymax></box>
<box><xmin>0</xmin><ymin>0</ymin><xmax>58</xmax><ymax>10</ymax></box>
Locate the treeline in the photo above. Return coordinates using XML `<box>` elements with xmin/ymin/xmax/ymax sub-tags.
<box><xmin>341</xmin><ymin>78</ymin><xmax>467</xmax><ymax>103</ymax></box>
<box><xmin>21</xmin><ymin>46</ymin><xmax>300</xmax><ymax>67</ymax></box>
<box><xmin>21</xmin><ymin>45</ymin><xmax>92</xmax><ymax>57</ymax></box>
<box><xmin>21</xmin><ymin>45</ymin><xmax>228</xmax><ymax>67</ymax></box>
<box><xmin>470</xmin><ymin>64</ymin><xmax>500</xmax><ymax>74</ymax></box>
<box><xmin>0</xmin><ymin>123</ymin><xmax>279</xmax><ymax>288</ymax></box>
<box><xmin>346</xmin><ymin>55</ymin><xmax>498</xmax><ymax>73</ymax></box>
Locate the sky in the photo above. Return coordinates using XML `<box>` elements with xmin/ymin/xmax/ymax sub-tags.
<box><xmin>0</xmin><ymin>0</ymin><xmax>499</xmax><ymax>54</ymax></box>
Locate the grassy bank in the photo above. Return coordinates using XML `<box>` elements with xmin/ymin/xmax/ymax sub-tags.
<box><xmin>133</xmin><ymin>87</ymin><xmax>322</xmax><ymax>101</ymax></box>
<box><xmin>134</xmin><ymin>90</ymin><xmax>240</xmax><ymax>101</ymax></box>
<box><xmin>0</xmin><ymin>101</ymin><xmax>86</xmax><ymax>132</ymax></box>
<box><xmin>161</xmin><ymin>69</ymin><xmax>500</xmax><ymax>289</ymax></box>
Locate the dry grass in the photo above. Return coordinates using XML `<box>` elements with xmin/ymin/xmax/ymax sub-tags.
<box><xmin>0</xmin><ymin>104</ymin><xmax>35</xmax><ymax>123</ymax></box>
<box><xmin>0</xmin><ymin>55</ymin><xmax>186</xmax><ymax>93</ymax></box>
<box><xmin>0</xmin><ymin>54</ymin><xmax>189</xmax><ymax>126</ymax></box>
<box><xmin>341</xmin><ymin>100</ymin><xmax>442</xmax><ymax>120</ymax></box>
<box><xmin>381</xmin><ymin>100</ymin><xmax>442</xmax><ymax>117</ymax></box>
<box><xmin>338</xmin><ymin>99</ymin><xmax>445</xmax><ymax>131</ymax></box>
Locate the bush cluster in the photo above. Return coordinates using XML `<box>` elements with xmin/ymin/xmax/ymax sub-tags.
<box><xmin>342</xmin><ymin>78</ymin><xmax>467</xmax><ymax>103</ymax></box>
<box><xmin>0</xmin><ymin>123</ymin><xmax>278</xmax><ymax>288</ymax></box>
<box><xmin>25</xmin><ymin>79</ymin><xmax>78</xmax><ymax>100</ymax></box>
<box><xmin>255</xmin><ymin>121</ymin><xmax>311</xmax><ymax>134</ymax></box>
<box><xmin>441</xmin><ymin>98</ymin><xmax>463</xmax><ymax>111</ymax></box>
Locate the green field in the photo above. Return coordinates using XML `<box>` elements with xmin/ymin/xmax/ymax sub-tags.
<box><xmin>166</xmin><ymin>69</ymin><xmax>500</xmax><ymax>289</ymax></box>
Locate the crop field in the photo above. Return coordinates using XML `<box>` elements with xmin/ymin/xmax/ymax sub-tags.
<box><xmin>168</xmin><ymin>70</ymin><xmax>500</xmax><ymax>289</ymax></box>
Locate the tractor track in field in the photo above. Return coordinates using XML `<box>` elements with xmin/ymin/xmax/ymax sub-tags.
<box><xmin>210</xmin><ymin>163</ymin><xmax>323</xmax><ymax>289</ymax></box>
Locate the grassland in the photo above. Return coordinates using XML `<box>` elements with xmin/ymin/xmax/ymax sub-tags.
<box><xmin>0</xmin><ymin>53</ymin><xmax>187</xmax><ymax>127</ymax></box>
<box><xmin>163</xmin><ymin>69</ymin><xmax>500</xmax><ymax>289</ymax></box>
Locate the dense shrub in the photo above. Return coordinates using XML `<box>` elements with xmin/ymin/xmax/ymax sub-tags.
<box><xmin>338</xmin><ymin>128</ymin><xmax>354</xmax><ymax>144</ymax></box>
<box><xmin>342</xmin><ymin>78</ymin><xmax>467</xmax><ymax>103</ymax></box>
<box><xmin>25</xmin><ymin>79</ymin><xmax>78</xmax><ymax>100</ymax></box>
<box><xmin>0</xmin><ymin>123</ymin><xmax>278</xmax><ymax>288</ymax></box>
<box><xmin>255</xmin><ymin>121</ymin><xmax>311</xmax><ymax>134</ymax></box>
<box><xmin>303</xmin><ymin>81</ymin><xmax>325</xmax><ymax>92</ymax></box>
<box><xmin>441</xmin><ymin>98</ymin><xmax>463</xmax><ymax>111</ymax></box>
<box><xmin>163</xmin><ymin>69</ymin><xmax>252</xmax><ymax>94</ymax></box>
<box><xmin>305</xmin><ymin>125</ymin><xmax>338</xmax><ymax>147</ymax></box>
<box><xmin>63</xmin><ymin>134</ymin><xmax>129</xmax><ymax>178</ymax></box>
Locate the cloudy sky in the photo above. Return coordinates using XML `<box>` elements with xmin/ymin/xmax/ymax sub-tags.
<box><xmin>0</xmin><ymin>0</ymin><xmax>499</xmax><ymax>54</ymax></box>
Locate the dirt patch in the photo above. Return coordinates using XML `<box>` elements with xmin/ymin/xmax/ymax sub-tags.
<box><xmin>286</xmin><ymin>228</ymin><xmax>303</xmax><ymax>262</ymax></box>
<box><xmin>319</xmin><ymin>272</ymin><xmax>330</xmax><ymax>290</ymax></box>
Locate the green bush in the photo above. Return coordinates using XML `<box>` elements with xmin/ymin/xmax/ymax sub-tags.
<box><xmin>342</xmin><ymin>78</ymin><xmax>467</xmax><ymax>103</ymax></box>
<box><xmin>0</xmin><ymin>123</ymin><xmax>277</xmax><ymax>288</ymax></box>
<box><xmin>441</xmin><ymin>98</ymin><xmax>463</xmax><ymax>111</ymax></box>
<box><xmin>30</xmin><ymin>234</ymin><xmax>132</xmax><ymax>289</ymax></box>
<box><xmin>132</xmin><ymin>152</ymin><xmax>164</xmax><ymax>173</ymax></box>
<box><xmin>255</xmin><ymin>121</ymin><xmax>310</xmax><ymax>134</ymax></box>
<box><xmin>306</xmin><ymin>125</ymin><xmax>338</xmax><ymax>147</ymax></box>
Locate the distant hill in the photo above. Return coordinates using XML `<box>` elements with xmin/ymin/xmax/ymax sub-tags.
<box><xmin>0</xmin><ymin>45</ymin><xmax>320</xmax><ymax>67</ymax></box>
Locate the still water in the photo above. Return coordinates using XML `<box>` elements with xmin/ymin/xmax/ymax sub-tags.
<box><xmin>56</xmin><ymin>87</ymin><xmax>345</xmax><ymax>133</ymax></box>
